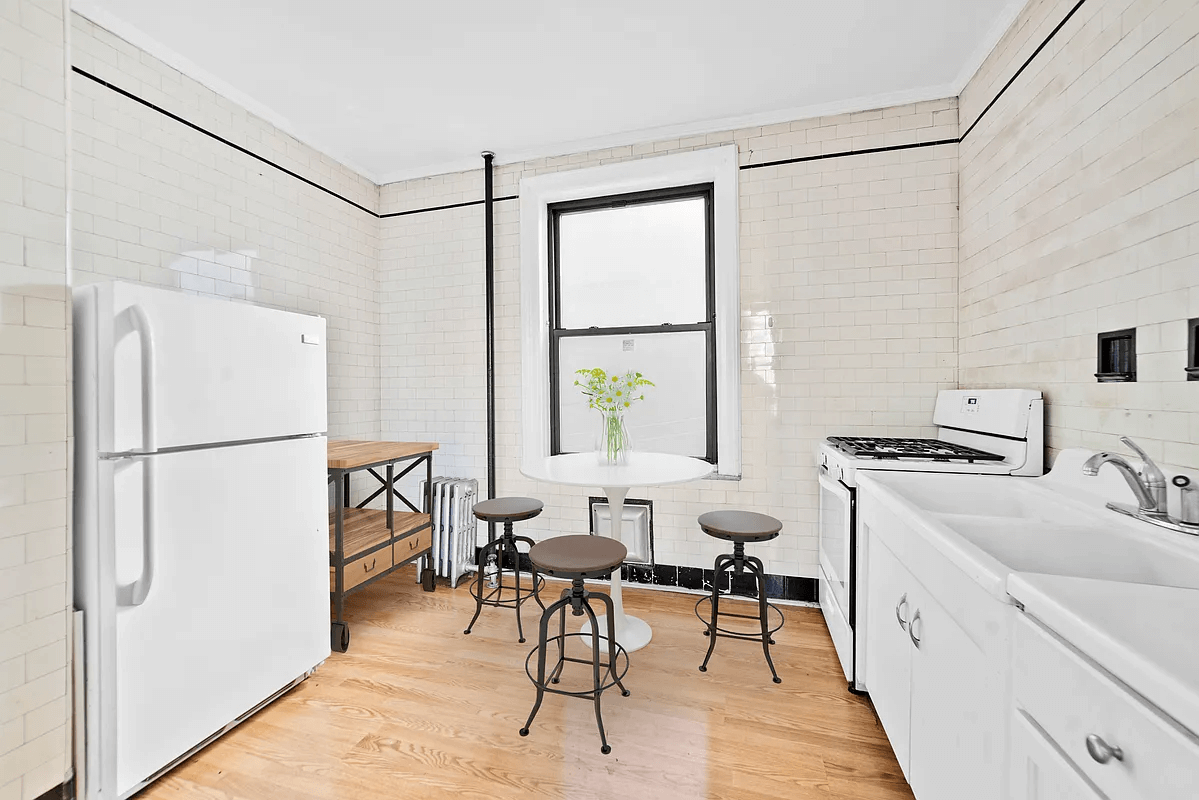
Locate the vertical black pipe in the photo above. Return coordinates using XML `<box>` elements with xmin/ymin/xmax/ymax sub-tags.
<box><xmin>483</xmin><ymin>151</ymin><xmax>496</xmax><ymax>543</ymax></box>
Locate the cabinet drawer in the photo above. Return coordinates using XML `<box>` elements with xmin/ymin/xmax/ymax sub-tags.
<box><xmin>330</xmin><ymin>549</ymin><xmax>391</xmax><ymax>592</ymax></box>
<box><xmin>1014</xmin><ymin>614</ymin><xmax>1199</xmax><ymax>799</ymax></box>
<box><xmin>394</xmin><ymin>527</ymin><xmax>431</xmax><ymax>565</ymax></box>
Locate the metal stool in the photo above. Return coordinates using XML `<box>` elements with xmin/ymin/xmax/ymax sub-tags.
<box><xmin>695</xmin><ymin>510</ymin><xmax>785</xmax><ymax>684</ymax></box>
<box><xmin>465</xmin><ymin>497</ymin><xmax>546</xmax><ymax>642</ymax></box>
<box><xmin>520</xmin><ymin>535</ymin><xmax>631</xmax><ymax>755</ymax></box>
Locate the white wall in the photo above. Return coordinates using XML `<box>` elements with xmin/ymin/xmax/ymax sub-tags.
<box><xmin>70</xmin><ymin>14</ymin><xmax>382</xmax><ymax>442</ymax></box>
<box><xmin>959</xmin><ymin>0</ymin><xmax>1199</xmax><ymax>468</ymax></box>
<box><xmin>0</xmin><ymin>1</ymin><xmax>71</xmax><ymax>798</ymax></box>
<box><xmin>379</xmin><ymin>101</ymin><xmax>960</xmax><ymax>577</ymax></box>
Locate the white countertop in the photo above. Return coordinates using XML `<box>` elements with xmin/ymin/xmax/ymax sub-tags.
<box><xmin>1008</xmin><ymin>573</ymin><xmax>1199</xmax><ymax>738</ymax></box>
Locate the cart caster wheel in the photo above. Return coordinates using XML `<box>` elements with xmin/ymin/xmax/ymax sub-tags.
<box><xmin>601</xmin><ymin>745</ymin><xmax>611</xmax><ymax>755</ymax></box>
<box><xmin>772</xmin><ymin>677</ymin><xmax>782</xmax><ymax>684</ymax></box>
<box><xmin>621</xmin><ymin>689</ymin><xmax>631</xmax><ymax>697</ymax></box>
<box><xmin>331</xmin><ymin>622</ymin><xmax>350</xmax><ymax>653</ymax></box>
<box><xmin>519</xmin><ymin>728</ymin><xmax>529</xmax><ymax>737</ymax></box>
<box><xmin>698</xmin><ymin>665</ymin><xmax>707</xmax><ymax>672</ymax></box>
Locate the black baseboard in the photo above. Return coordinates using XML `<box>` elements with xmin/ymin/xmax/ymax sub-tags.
<box><xmin>480</xmin><ymin>548</ymin><xmax>818</xmax><ymax>603</ymax></box>
<box><xmin>34</xmin><ymin>777</ymin><xmax>72</xmax><ymax>800</ymax></box>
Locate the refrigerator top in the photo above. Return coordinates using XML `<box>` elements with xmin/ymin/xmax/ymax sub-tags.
<box><xmin>75</xmin><ymin>281</ymin><xmax>328</xmax><ymax>454</ymax></box>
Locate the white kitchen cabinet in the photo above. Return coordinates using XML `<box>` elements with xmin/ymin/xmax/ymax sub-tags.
<box><xmin>864</xmin><ymin>532</ymin><xmax>1000</xmax><ymax>800</ymax></box>
<box><xmin>1014</xmin><ymin>613</ymin><xmax>1199</xmax><ymax>800</ymax></box>
<box><xmin>865</xmin><ymin>532</ymin><xmax>914</xmax><ymax>777</ymax></box>
<box><xmin>1010</xmin><ymin>710</ymin><xmax>1105</xmax><ymax>800</ymax></box>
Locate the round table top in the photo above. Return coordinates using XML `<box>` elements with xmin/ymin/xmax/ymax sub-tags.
<box><xmin>520</xmin><ymin>451</ymin><xmax>713</xmax><ymax>489</ymax></box>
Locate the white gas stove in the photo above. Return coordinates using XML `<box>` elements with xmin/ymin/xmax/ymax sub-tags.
<box><xmin>816</xmin><ymin>389</ymin><xmax>1044</xmax><ymax>692</ymax></box>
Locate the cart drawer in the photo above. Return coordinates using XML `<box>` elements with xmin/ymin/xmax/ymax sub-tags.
<box><xmin>331</xmin><ymin>549</ymin><xmax>392</xmax><ymax>592</ymax></box>
<box><xmin>394</xmin><ymin>528</ymin><xmax>431</xmax><ymax>564</ymax></box>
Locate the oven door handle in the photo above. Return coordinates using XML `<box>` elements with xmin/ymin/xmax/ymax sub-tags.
<box><xmin>817</xmin><ymin>471</ymin><xmax>852</xmax><ymax>503</ymax></box>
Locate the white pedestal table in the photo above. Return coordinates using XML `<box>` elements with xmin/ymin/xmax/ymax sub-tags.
<box><xmin>520</xmin><ymin>452</ymin><xmax>713</xmax><ymax>652</ymax></box>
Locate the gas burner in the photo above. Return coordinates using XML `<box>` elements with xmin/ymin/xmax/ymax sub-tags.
<box><xmin>826</xmin><ymin>436</ymin><xmax>1005</xmax><ymax>463</ymax></box>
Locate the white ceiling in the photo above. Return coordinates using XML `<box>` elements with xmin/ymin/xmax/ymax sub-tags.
<box><xmin>73</xmin><ymin>0</ymin><xmax>1025</xmax><ymax>184</ymax></box>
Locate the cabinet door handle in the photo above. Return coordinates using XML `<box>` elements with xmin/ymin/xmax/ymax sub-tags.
<box><xmin>895</xmin><ymin>593</ymin><xmax>908</xmax><ymax>630</ymax></box>
<box><xmin>1085</xmin><ymin>734</ymin><xmax>1124</xmax><ymax>764</ymax></box>
<box><xmin>908</xmin><ymin>609</ymin><xmax>922</xmax><ymax>648</ymax></box>
<box><xmin>364</xmin><ymin>557</ymin><xmax>377</xmax><ymax>573</ymax></box>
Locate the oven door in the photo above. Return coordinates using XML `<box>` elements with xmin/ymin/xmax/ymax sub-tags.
<box><xmin>818</xmin><ymin>467</ymin><xmax>856</xmax><ymax>684</ymax></box>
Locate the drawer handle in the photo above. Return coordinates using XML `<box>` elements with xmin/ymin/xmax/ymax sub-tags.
<box><xmin>363</xmin><ymin>557</ymin><xmax>377</xmax><ymax>574</ymax></box>
<box><xmin>1085</xmin><ymin>734</ymin><xmax>1124</xmax><ymax>764</ymax></box>
<box><xmin>409</xmin><ymin>537</ymin><xmax>418</xmax><ymax>550</ymax></box>
<box><xmin>895</xmin><ymin>593</ymin><xmax>909</xmax><ymax>630</ymax></box>
<box><xmin>908</xmin><ymin>609</ymin><xmax>922</xmax><ymax>648</ymax></box>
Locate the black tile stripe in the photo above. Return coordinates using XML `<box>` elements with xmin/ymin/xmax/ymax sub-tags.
<box><xmin>739</xmin><ymin>137</ymin><xmax>958</xmax><ymax>172</ymax></box>
<box><xmin>380</xmin><ymin>195</ymin><xmax>517</xmax><ymax>218</ymax></box>
<box><xmin>959</xmin><ymin>0</ymin><xmax>1090</xmax><ymax>142</ymax></box>
<box><xmin>72</xmin><ymin>66</ymin><xmax>377</xmax><ymax>216</ymax></box>
<box><xmin>73</xmin><ymin>0</ymin><xmax>1083</xmax><ymax>216</ymax></box>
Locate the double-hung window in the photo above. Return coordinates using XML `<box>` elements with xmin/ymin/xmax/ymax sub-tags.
<box><xmin>519</xmin><ymin>146</ymin><xmax>742</xmax><ymax>478</ymax></box>
<box><xmin>548</xmin><ymin>185</ymin><xmax>716</xmax><ymax>462</ymax></box>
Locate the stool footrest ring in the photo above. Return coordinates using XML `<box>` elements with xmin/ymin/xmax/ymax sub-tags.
<box><xmin>694</xmin><ymin>594</ymin><xmax>785</xmax><ymax>638</ymax></box>
<box><xmin>523</xmin><ymin>632</ymin><xmax>630</xmax><ymax>699</ymax></box>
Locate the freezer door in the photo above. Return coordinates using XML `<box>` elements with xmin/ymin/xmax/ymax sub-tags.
<box><xmin>111</xmin><ymin>436</ymin><xmax>328</xmax><ymax>796</ymax></box>
<box><xmin>85</xmin><ymin>281</ymin><xmax>327</xmax><ymax>453</ymax></box>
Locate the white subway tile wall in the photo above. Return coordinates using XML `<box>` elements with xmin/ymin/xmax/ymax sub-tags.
<box><xmin>959</xmin><ymin>0</ymin><xmax>1199</xmax><ymax>468</ymax></box>
<box><xmin>70</xmin><ymin>15</ymin><xmax>382</xmax><ymax>444</ymax></box>
<box><xmin>1</xmin><ymin>2</ymin><xmax>71</xmax><ymax>798</ymax></box>
<box><xmin>378</xmin><ymin>100</ymin><xmax>960</xmax><ymax>577</ymax></box>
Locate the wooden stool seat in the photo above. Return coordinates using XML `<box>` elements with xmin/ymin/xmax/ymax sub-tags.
<box><xmin>472</xmin><ymin>497</ymin><xmax>544</xmax><ymax>523</ymax></box>
<box><xmin>698</xmin><ymin>510</ymin><xmax>782</xmax><ymax>542</ymax></box>
<box><xmin>530</xmin><ymin>535</ymin><xmax>627</xmax><ymax>579</ymax></box>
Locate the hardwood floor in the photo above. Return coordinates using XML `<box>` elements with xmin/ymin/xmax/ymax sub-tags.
<box><xmin>141</xmin><ymin>569</ymin><xmax>913</xmax><ymax>800</ymax></box>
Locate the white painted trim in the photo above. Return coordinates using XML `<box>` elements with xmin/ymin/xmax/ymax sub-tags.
<box><xmin>378</xmin><ymin>83</ymin><xmax>959</xmax><ymax>186</ymax></box>
<box><xmin>519</xmin><ymin>146</ymin><xmax>742</xmax><ymax>478</ymax></box>
<box><xmin>70</xmin><ymin>2</ymin><xmax>382</xmax><ymax>186</ymax></box>
<box><xmin>951</xmin><ymin>0</ymin><xmax>1032</xmax><ymax>95</ymax></box>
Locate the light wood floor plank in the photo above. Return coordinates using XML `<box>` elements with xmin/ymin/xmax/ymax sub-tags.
<box><xmin>138</xmin><ymin>567</ymin><xmax>913</xmax><ymax>800</ymax></box>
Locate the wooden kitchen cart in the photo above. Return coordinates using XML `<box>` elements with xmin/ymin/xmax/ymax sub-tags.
<box><xmin>328</xmin><ymin>440</ymin><xmax>439</xmax><ymax>652</ymax></box>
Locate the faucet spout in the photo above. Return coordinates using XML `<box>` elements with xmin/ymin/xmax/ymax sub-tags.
<box><xmin>1082</xmin><ymin>452</ymin><xmax>1163</xmax><ymax>514</ymax></box>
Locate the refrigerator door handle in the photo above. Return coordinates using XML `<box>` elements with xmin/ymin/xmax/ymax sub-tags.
<box><xmin>114</xmin><ymin>304</ymin><xmax>158</xmax><ymax>453</ymax></box>
<box><xmin>116</xmin><ymin>455</ymin><xmax>156</xmax><ymax>606</ymax></box>
<box><xmin>114</xmin><ymin>304</ymin><xmax>158</xmax><ymax>606</ymax></box>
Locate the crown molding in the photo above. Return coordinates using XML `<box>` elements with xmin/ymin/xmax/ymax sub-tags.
<box><xmin>951</xmin><ymin>0</ymin><xmax>1032</xmax><ymax>94</ymax></box>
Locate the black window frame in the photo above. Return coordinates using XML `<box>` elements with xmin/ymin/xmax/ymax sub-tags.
<box><xmin>547</xmin><ymin>183</ymin><xmax>718</xmax><ymax>463</ymax></box>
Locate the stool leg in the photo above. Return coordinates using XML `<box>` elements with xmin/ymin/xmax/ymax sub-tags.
<box><xmin>515</xmin><ymin>535</ymin><xmax>545</xmax><ymax>611</ymax></box>
<box><xmin>550</xmin><ymin>590</ymin><xmax>568</xmax><ymax>684</ymax></box>
<box><xmin>593</xmin><ymin>591</ymin><xmax>629</xmax><ymax>697</ymax></box>
<box><xmin>520</xmin><ymin>594</ymin><xmax>569</xmax><ymax>738</ymax></box>
<box><xmin>748</xmin><ymin>555</ymin><xmax>782</xmax><ymax>684</ymax></box>
<box><xmin>699</xmin><ymin>553</ymin><xmax>733</xmax><ymax>673</ymax></box>
<box><xmin>464</xmin><ymin>538</ymin><xmax>500</xmax><ymax>635</ymax></box>
<box><xmin>581</xmin><ymin>601</ymin><xmax>612</xmax><ymax>755</ymax></box>
<box><xmin>502</xmin><ymin>524</ymin><xmax>527</xmax><ymax>643</ymax></box>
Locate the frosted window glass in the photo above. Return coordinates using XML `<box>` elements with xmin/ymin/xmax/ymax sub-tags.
<box><xmin>558</xmin><ymin>331</ymin><xmax>707</xmax><ymax>458</ymax></box>
<box><xmin>557</xmin><ymin>197</ymin><xmax>706</xmax><ymax>329</ymax></box>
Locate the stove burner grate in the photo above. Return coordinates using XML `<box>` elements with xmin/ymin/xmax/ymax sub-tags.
<box><xmin>827</xmin><ymin>436</ymin><xmax>1005</xmax><ymax>462</ymax></box>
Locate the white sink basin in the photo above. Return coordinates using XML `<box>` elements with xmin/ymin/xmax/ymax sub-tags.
<box><xmin>939</xmin><ymin>515</ymin><xmax>1199</xmax><ymax>589</ymax></box>
<box><xmin>883</xmin><ymin>474</ymin><xmax>1081</xmax><ymax>523</ymax></box>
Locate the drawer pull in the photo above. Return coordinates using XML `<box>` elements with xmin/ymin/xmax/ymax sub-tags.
<box><xmin>409</xmin><ymin>537</ymin><xmax>418</xmax><ymax>550</ymax></box>
<box><xmin>363</xmin><ymin>558</ymin><xmax>377</xmax><ymax>573</ymax></box>
<box><xmin>1085</xmin><ymin>734</ymin><xmax>1124</xmax><ymax>764</ymax></box>
<box><xmin>908</xmin><ymin>609</ymin><xmax>922</xmax><ymax>648</ymax></box>
<box><xmin>895</xmin><ymin>593</ymin><xmax>908</xmax><ymax>630</ymax></box>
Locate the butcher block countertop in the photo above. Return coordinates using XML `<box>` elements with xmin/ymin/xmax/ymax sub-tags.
<box><xmin>326</xmin><ymin>439</ymin><xmax>440</xmax><ymax>470</ymax></box>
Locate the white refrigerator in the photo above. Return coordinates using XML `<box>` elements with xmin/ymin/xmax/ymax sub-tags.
<box><xmin>73</xmin><ymin>281</ymin><xmax>330</xmax><ymax>799</ymax></box>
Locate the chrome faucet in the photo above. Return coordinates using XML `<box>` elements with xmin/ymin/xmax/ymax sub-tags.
<box><xmin>1083</xmin><ymin>437</ymin><xmax>1197</xmax><ymax>535</ymax></box>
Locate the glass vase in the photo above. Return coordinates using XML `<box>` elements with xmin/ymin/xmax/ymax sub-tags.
<box><xmin>596</xmin><ymin>410</ymin><xmax>631</xmax><ymax>465</ymax></box>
